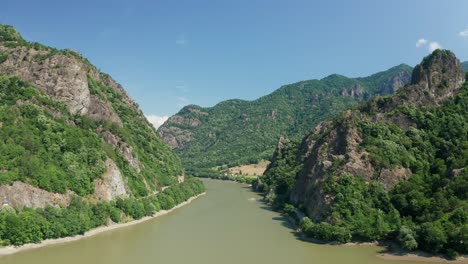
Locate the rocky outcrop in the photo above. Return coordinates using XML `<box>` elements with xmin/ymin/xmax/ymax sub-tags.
<box><xmin>0</xmin><ymin>46</ymin><xmax>138</xmax><ymax>122</ymax></box>
<box><xmin>287</xmin><ymin>50</ymin><xmax>464</xmax><ymax>221</ymax></box>
<box><xmin>159</xmin><ymin>126</ymin><xmax>193</xmax><ymax>149</ymax></box>
<box><xmin>0</xmin><ymin>181</ymin><xmax>72</xmax><ymax>208</ymax></box>
<box><xmin>340</xmin><ymin>84</ymin><xmax>364</xmax><ymax>97</ymax></box>
<box><xmin>87</xmin><ymin>95</ymin><xmax>122</xmax><ymax>125</ymax></box>
<box><xmin>158</xmin><ymin>106</ymin><xmax>206</xmax><ymax>149</ymax></box>
<box><xmin>290</xmin><ymin>113</ymin><xmax>381</xmax><ymax>220</ymax></box>
<box><xmin>0</xmin><ymin>25</ymin><xmax>183</xmax><ymax>209</ymax></box>
<box><xmin>264</xmin><ymin>136</ymin><xmax>290</xmax><ymax>172</ymax></box>
<box><xmin>94</xmin><ymin>159</ymin><xmax>128</xmax><ymax>201</ymax></box>
<box><xmin>99</xmin><ymin>129</ymin><xmax>141</xmax><ymax>171</ymax></box>
<box><xmin>379</xmin><ymin>70</ymin><xmax>412</xmax><ymax>95</ymax></box>
<box><xmin>380</xmin><ymin>50</ymin><xmax>465</xmax><ymax>111</ymax></box>
<box><xmin>0</xmin><ymin>48</ymin><xmax>91</xmax><ymax>114</ymax></box>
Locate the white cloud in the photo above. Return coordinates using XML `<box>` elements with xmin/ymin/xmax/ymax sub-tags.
<box><xmin>176</xmin><ymin>34</ymin><xmax>188</xmax><ymax>45</ymax></box>
<box><xmin>415</xmin><ymin>38</ymin><xmax>442</xmax><ymax>53</ymax></box>
<box><xmin>146</xmin><ymin>115</ymin><xmax>169</xmax><ymax>129</ymax></box>
<box><xmin>416</xmin><ymin>38</ymin><xmax>428</xmax><ymax>47</ymax></box>
<box><xmin>459</xmin><ymin>29</ymin><xmax>468</xmax><ymax>37</ymax></box>
<box><xmin>428</xmin><ymin>41</ymin><xmax>442</xmax><ymax>52</ymax></box>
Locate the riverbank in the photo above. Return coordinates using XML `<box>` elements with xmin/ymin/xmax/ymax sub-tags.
<box><xmin>194</xmin><ymin>175</ymin><xmax>256</xmax><ymax>184</ymax></box>
<box><xmin>0</xmin><ymin>192</ymin><xmax>206</xmax><ymax>257</ymax></box>
<box><xmin>283</xmin><ymin>207</ymin><xmax>467</xmax><ymax>263</ymax></box>
<box><xmin>377</xmin><ymin>252</ymin><xmax>467</xmax><ymax>263</ymax></box>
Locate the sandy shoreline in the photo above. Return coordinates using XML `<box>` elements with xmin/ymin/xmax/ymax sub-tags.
<box><xmin>377</xmin><ymin>252</ymin><xmax>467</xmax><ymax>263</ymax></box>
<box><xmin>0</xmin><ymin>192</ymin><xmax>206</xmax><ymax>257</ymax></box>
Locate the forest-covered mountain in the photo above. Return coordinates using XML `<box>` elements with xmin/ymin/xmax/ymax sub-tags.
<box><xmin>0</xmin><ymin>24</ymin><xmax>204</xmax><ymax>246</ymax></box>
<box><xmin>159</xmin><ymin>64</ymin><xmax>413</xmax><ymax>173</ymax></box>
<box><xmin>256</xmin><ymin>50</ymin><xmax>467</xmax><ymax>258</ymax></box>
<box><xmin>462</xmin><ymin>61</ymin><xmax>468</xmax><ymax>72</ymax></box>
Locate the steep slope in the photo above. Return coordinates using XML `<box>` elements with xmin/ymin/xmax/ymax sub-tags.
<box><xmin>159</xmin><ymin>64</ymin><xmax>412</xmax><ymax>172</ymax></box>
<box><xmin>0</xmin><ymin>24</ymin><xmax>182</xmax><ymax>202</ymax></box>
<box><xmin>258</xmin><ymin>50</ymin><xmax>467</xmax><ymax>256</ymax></box>
<box><xmin>0</xmin><ymin>24</ymin><xmax>206</xmax><ymax>247</ymax></box>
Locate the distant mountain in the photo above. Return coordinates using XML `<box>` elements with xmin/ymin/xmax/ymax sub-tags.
<box><xmin>462</xmin><ymin>61</ymin><xmax>468</xmax><ymax>71</ymax></box>
<box><xmin>159</xmin><ymin>64</ymin><xmax>412</xmax><ymax>172</ymax></box>
<box><xmin>258</xmin><ymin>50</ymin><xmax>467</xmax><ymax>256</ymax></box>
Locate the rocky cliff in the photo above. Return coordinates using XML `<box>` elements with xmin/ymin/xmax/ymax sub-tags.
<box><xmin>262</xmin><ymin>49</ymin><xmax>466</xmax><ymax>221</ymax></box>
<box><xmin>259</xmin><ymin>50</ymin><xmax>467</xmax><ymax>255</ymax></box>
<box><xmin>288</xmin><ymin>50</ymin><xmax>465</xmax><ymax>220</ymax></box>
<box><xmin>0</xmin><ymin>24</ymin><xmax>182</xmax><ymax>208</ymax></box>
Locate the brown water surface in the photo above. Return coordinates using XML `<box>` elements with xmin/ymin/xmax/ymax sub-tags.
<box><xmin>0</xmin><ymin>179</ymin><xmax>427</xmax><ymax>264</ymax></box>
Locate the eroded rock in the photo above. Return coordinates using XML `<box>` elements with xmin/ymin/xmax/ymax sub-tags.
<box><xmin>94</xmin><ymin>159</ymin><xmax>129</xmax><ymax>201</ymax></box>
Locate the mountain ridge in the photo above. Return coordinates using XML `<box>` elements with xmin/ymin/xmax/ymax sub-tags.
<box><xmin>159</xmin><ymin>63</ymin><xmax>412</xmax><ymax>172</ymax></box>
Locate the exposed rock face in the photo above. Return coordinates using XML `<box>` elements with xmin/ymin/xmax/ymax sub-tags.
<box><xmin>99</xmin><ymin>129</ymin><xmax>141</xmax><ymax>171</ymax></box>
<box><xmin>381</xmin><ymin>50</ymin><xmax>465</xmax><ymax>111</ymax></box>
<box><xmin>264</xmin><ymin>136</ymin><xmax>290</xmax><ymax>172</ymax></box>
<box><xmin>0</xmin><ymin>48</ymin><xmax>90</xmax><ymax>114</ymax></box>
<box><xmin>0</xmin><ymin>25</ymin><xmax>182</xmax><ymax>209</ymax></box>
<box><xmin>158</xmin><ymin>106</ymin><xmax>206</xmax><ymax>149</ymax></box>
<box><xmin>287</xmin><ymin>50</ymin><xmax>464</xmax><ymax>221</ymax></box>
<box><xmin>158</xmin><ymin>109</ymin><xmax>203</xmax><ymax>149</ymax></box>
<box><xmin>0</xmin><ymin>43</ymin><xmax>148</xmax><ymax>172</ymax></box>
<box><xmin>87</xmin><ymin>95</ymin><xmax>122</xmax><ymax>125</ymax></box>
<box><xmin>340</xmin><ymin>84</ymin><xmax>364</xmax><ymax>97</ymax></box>
<box><xmin>290</xmin><ymin>114</ymin><xmax>382</xmax><ymax>220</ymax></box>
<box><xmin>379</xmin><ymin>70</ymin><xmax>412</xmax><ymax>95</ymax></box>
<box><xmin>94</xmin><ymin>159</ymin><xmax>128</xmax><ymax>201</ymax></box>
<box><xmin>0</xmin><ymin>46</ymin><xmax>137</xmax><ymax>123</ymax></box>
<box><xmin>0</xmin><ymin>181</ymin><xmax>72</xmax><ymax>208</ymax></box>
<box><xmin>159</xmin><ymin>126</ymin><xmax>193</xmax><ymax>149</ymax></box>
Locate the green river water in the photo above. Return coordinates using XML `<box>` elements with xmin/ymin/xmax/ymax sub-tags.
<box><xmin>0</xmin><ymin>179</ymin><xmax>427</xmax><ymax>264</ymax></box>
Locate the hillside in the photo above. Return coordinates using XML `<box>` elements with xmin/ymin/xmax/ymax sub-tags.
<box><xmin>159</xmin><ymin>64</ymin><xmax>412</xmax><ymax>173</ymax></box>
<box><xmin>463</xmin><ymin>61</ymin><xmax>468</xmax><ymax>72</ymax></box>
<box><xmin>0</xmin><ymin>25</ymin><xmax>204</xmax><ymax>246</ymax></box>
<box><xmin>257</xmin><ymin>50</ymin><xmax>467</xmax><ymax>257</ymax></box>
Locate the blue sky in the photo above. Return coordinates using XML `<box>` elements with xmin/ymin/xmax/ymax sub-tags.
<box><xmin>1</xmin><ymin>0</ymin><xmax>468</xmax><ymax>127</ymax></box>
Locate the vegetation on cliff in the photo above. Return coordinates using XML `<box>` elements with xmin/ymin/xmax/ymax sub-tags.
<box><xmin>160</xmin><ymin>65</ymin><xmax>412</xmax><ymax>174</ymax></box>
<box><xmin>256</xmin><ymin>51</ymin><xmax>467</xmax><ymax>258</ymax></box>
<box><xmin>0</xmin><ymin>24</ymin><xmax>183</xmax><ymax>197</ymax></box>
<box><xmin>0</xmin><ymin>178</ymin><xmax>204</xmax><ymax>246</ymax></box>
<box><xmin>0</xmin><ymin>24</ymin><xmax>201</xmax><ymax>247</ymax></box>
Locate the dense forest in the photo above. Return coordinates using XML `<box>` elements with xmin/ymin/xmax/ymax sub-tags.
<box><xmin>0</xmin><ymin>24</ymin><xmax>183</xmax><ymax>197</ymax></box>
<box><xmin>0</xmin><ymin>178</ymin><xmax>204</xmax><ymax>246</ymax></box>
<box><xmin>255</xmin><ymin>51</ymin><xmax>468</xmax><ymax>258</ymax></box>
<box><xmin>0</xmin><ymin>24</ymin><xmax>204</xmax><ymax>247</ymax></box>
<box><xmin>0</xmin><ymin>73</ymin><xmax>180</xmax><ymax>197</ymax></box>
<box><xmin>159</xmin><ymin>64</ymin><xmax>413</xmax><ymax>173</ymax></box>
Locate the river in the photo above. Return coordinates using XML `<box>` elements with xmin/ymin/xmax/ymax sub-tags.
<box><xmin>0</xmin><ymin>179</ymin><xmax>426</xmax><ymax>264</ymax></box>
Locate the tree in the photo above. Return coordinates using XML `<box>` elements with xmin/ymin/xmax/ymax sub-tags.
<box><xmin>397</xmin><ymin>226</ymin><xmax>418</xmax><ymax>250</ymax></box>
